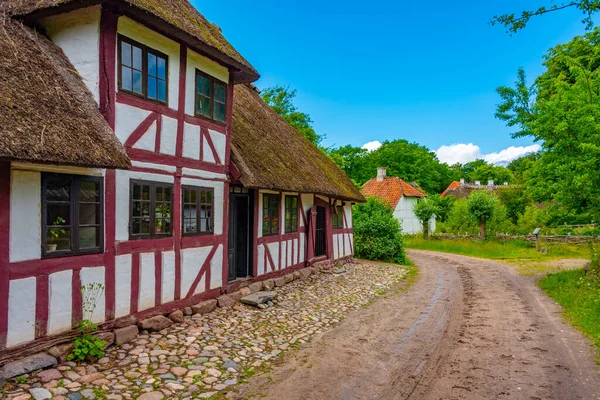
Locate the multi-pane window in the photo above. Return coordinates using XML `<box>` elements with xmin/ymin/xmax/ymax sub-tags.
<box><xmin>130</xmin><ymin>181</ymin><xmax>173</xmax><ymax>239</ymax></box>
<box><xmin>182</xmin><ymin>187</ymin><xmax>214</xmax><ymax>235</ymax></box>
<box><xmin>195</xmin><ymin>70</ymin><xmax>227</xmax><ymax>124</ymax></box>
<box><xmin>332</xmin><ymin>205</ymin><xmax>344</xmax><ymax>229</ymax></box>
<box><xmin>285</xmin><ymin>196</ymin><xmax>298</xmax><ymax>233</ymax></box>
<box><xmin>262</xmin><ymin>194</ymin><xmax>280</xmax><ymax>236</ymax></box>
<box><xmin>119</xmin><ymin>36</ymin><xmax>168</xmax><ymax>103</ymax></box>
<box><xmin>42</xmin><ymin>174</ymin><xmax>103</xmax><ymax>257</ymax></box>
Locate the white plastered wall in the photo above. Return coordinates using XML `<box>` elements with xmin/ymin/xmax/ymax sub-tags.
<box><xmin>40</xmin><ymin>6</ymin><xmax>101</xmax><ymax>104</ymax></box>
<box><xmin>394</xmin><ymin>197</ymin><xmax>436</xmax><ymax>234</ymax></box>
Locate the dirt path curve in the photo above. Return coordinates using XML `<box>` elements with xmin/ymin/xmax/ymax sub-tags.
<box><xmin>234</xmin><ymin>250</ymin><xmax>600</xmax><ymax>400</ymax></box>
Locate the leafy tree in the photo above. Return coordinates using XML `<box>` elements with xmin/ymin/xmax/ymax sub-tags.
<box><xmin>496</xmin><ymin>29</ymin><xmax>600</xmax><ymax>224</ymax></box>
<box><xmin>507</xmin><ymin>152</ymin><xmax>540</xmax><ymax>183</ymax></box>
<box><xmin>353</xmin><ymin>197</ymin><xmax>407</xmax><ymax>264</ymax></box>
<box><xmin>466</xmin><ymin>191</ymin><xmax>498</xmax><ymax>240</ymax></box>
<box><xmin>490</xmin><ymin>1</ymin><xmax>600</xmax><ymax>33</ymax></box>
<box><xmin>495</xmin><ymin>185</ymin><xmax>529</xmax><ymax>224</ymax></box>
<box><xmin>432</xmin><ymin>194</ymin><xmax>454</xmax><ymax>223</ymax></box>
<box><xmin>413</xmin><ymin>198</ymin><xmax>439</xmax><ymax>239</ymax></box>
<box><xmin>261</xmin><ymin>85</ymin><xmax>324</xmax><ymax>146</ymax></box>
<box><xmin>470</xmin><ymin>164</ymin><xmax>515</xmax><ymax>185</ymax></box>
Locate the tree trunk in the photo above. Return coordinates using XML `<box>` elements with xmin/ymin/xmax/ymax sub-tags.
<box><xmin>479</xmin><ymin>221</ymin><xmax>486</xmax><ymax>240</ymax></box>
<box><xmin>423</xmin><ymin>220</ymin><xmax>429</xmax><ymax>240</ymax></box>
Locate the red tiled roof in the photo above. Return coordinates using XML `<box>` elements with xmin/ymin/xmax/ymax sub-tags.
<box><xmin>440</xmin><ymin>181</ymin><xmax>461</xmax><ymax>197</ymax></box>
<box><xmin>361</xmin><ymin>177</ymin><xmax>425</xmax><ymax>208</ymax></box>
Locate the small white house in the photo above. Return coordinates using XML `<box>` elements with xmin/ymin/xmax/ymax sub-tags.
<box><xmin>362</xmin><ymin>168</ymin><xmax>436</xmax><ymax>234</ymax></box>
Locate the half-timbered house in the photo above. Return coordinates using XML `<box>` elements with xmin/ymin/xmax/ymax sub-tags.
<box><xmin>0</xmin><ymin>0</ymin><xmax>364</xmax><ymax>356</ymax></box>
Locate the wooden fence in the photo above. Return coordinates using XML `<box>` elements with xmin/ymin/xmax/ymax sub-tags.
<box><xmin>429</xmin><ymin>233</ymin><xmax>600</xmax><ymax>244</ymax></box>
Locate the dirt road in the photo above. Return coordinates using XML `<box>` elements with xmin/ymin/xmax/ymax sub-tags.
<box><xmin>235</xmin><ymin>250</ymin><xmax>600</xmax><ymax>400</ymax></box>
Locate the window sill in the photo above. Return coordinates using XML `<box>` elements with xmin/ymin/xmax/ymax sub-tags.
<box><xmin>42</xmin><ymin>248</ymin><xmax>103</xmax><ymax>259</ymax></box>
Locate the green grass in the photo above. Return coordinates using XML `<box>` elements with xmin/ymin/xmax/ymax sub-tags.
<box><xmin>539</xmin><ymin>270</ymin><xmax>600</xmax><ymax>361</ymax></box>
<box><xmin>405</xmin><ymin>237</ymin><xmax>589</xmax><ymax>260</ymax></box>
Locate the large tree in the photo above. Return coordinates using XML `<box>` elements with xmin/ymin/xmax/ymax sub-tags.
<box><xmin>495</xmin><ymin>29</ymin><xmax>600</xmax><ymax>223</ymax></box>
<box><xmin>491</xmin><ymin>1</ymin><xmax>600</xmax><ymax>33</ymax></box>
<box><xmin>261</xmin><ymin>85</ymin><xmax>324</xmax><ymax>146</ymax></box>
<box><xmin>466</xmin><ymin>191</ymin><xmax>498</xmax><ymax>240</ymax></box>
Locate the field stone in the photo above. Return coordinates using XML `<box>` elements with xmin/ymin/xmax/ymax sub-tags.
<box><xmin>115</xmin><ymin>325</ymin><xmax>139</xmax><ymax>345</ymax></box>
<box><xmin>284</xmin><ymin>274</ymin><xmax>294</xmax><ymax>283</ymax></box>
<box><xmin>137</xmin><ymin>315</ymin><xmax>173</xmax><ymax>332</ymax></box>
<box><xmin>274</xmin><ymin>277</ymin><xmax>285</xmax><ymax>287</ymax></box>
<box><xmin>94</xmin><ymin>332</ymin><xmax>115</xmax><ymax>348</ymax></box>
<box><xmin>263</xmin><ymin>279</ymin><xmax>275</xmax><ymax>291</ymax></box>
<box><xmin>293</xmin><ymin>271</ymin><xmax>301</xmax><ymax>280</ymax></box>
<box><xmin>239</xmin><ymin>287</ymin><xmax>252</xmax><ymax>296</ymax></box>
<box><xmin>29</xmin><ymin>388</ymin><xmax>52</xmax><ymax>400</ymax></box>
<box><xmin>137</xmin><ymin>392</ymin><xmax>164</xmax><ymax>400</ymax></box>
<box><xmin>299</xmin><ymin>268</ymin><xmax>312</xmax><ymax>280</ymax></box>
<box><xmin>168</xmin><ymin>310</ymin><xmax>184</xmax><ymax>323</ymax></box>
<box><xmin>217</xmin><ymin>294</ymin><xmax>236</xmax><ymax>308</ymax></box>
<box><xmin>248</xmin><ymin>281</ymin><xmax>263</xmax><ymax>293</ymax></box>
<box><xmin>183</xmin><ymin>307</ymin><xmax>193</xmax><ymax>316</ymax></box>
<box><xmin>221</xmin><ymin>360</ymin><xmax>241</xmax><ymax>371</ymax></box>
<box><xmin>240</xmin><ymin>291</ymin><xmax>278</xmax><ymax>307</ymax></box>
<box><xmin>191</xmin><ymin>299</ymin><xmax>217</xmax><ymax>315</ymax></box>
<box><xmin>36</xmin><ymin>368</ymin><xmax>62</xmax><ymax>382</ymax></box>
<box><xmin>0</xmin><ymin>353</ymin><xmax>57</xmax><ymax>379</ymax></box>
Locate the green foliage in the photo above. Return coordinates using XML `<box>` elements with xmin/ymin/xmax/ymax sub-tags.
<box><xmin>327</xmin><ymin>139</ymin><xmax>460</xmax><ymax>194</ymax></box>
<box><xmin>466</xmin><ymin>191</ymin><xmax>498</xmax><ymax>224</ymax></box>
<box><xmin>496</xmin><ymin>30</ymin><xmax>600</xmax><ymax>225</ymax></box>
<box><xmin>69</xmin><ymin>282</ymin><xmax>106</xmax><ymax>362</ymax></box>
<box><xmin>353</xmin><ymin>197</ymin><xmax>407</xmax><ymax>264</ymax></box>
<box><xmin>517</xmin><ymin>205</ymin><xmax>550</xmax><ymax>234</ymax></box>
<box><xmin>469</xmin><ymin>164</ymin><xmax>515</xmax><ymax>185</ymax></box>
<box><xmin>494</xmin><ymin>185</ymin><xmax>528</xmax><ymax>224</ymax></box>
<box><xmin>539</xmin><ymin>268</ymin><xmax>600</xmax><ymax>361</ymax></box>
<box><xmin>490</xmin><ymin>1</ymin><xmax>600</xmax><ymax>34</ymax></box>
<box><xmin>261</xmin><ymin>85</ymin><xmax>323</xmax><ymax>146</ymax></box>
<box><xmin>432</xmin><ymin>195</ymin><xmax>453</xmax><ymax>223</ymax></box>
<box><xmin>413</xmin><ymin>198</ymin><xmax>439</xmax><ymax>238</ymax></box>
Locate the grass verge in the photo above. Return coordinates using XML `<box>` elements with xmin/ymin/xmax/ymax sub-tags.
<box><xmin>539</xmin><ymin>270</ymin><xmax>600</xmax><ymax>362</ymax></box>
<box><xmin>405</xmin><ymin>237</ymin><xmax>589</xmax><ymax>260</ymax></box>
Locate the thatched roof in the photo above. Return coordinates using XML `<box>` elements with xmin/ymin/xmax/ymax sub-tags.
<box><xmin>5</xmin><ymin>0</ymin><xmax>259</xmax><ymax>84</ymax></box>
<box><xmin>231</xmin><ymin>85</ymin><xmax>365</xmax><ymax>203</ymax></box>
<box><xmin>0</xmin><ymin>16</ymin><xmax>131</xmax><ymax>169</ymax></box>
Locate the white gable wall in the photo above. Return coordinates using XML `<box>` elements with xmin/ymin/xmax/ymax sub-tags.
<box><xmin>393</xmin><ymin>196</ymin><xmax>436</xmax><ymax>235</ymax></box>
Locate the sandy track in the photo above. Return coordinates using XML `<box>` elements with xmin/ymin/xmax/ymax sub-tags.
<box><xmin>234</xmin><ymin>250</ymin><xmax>600</xmax><ymax>400</ymax></box>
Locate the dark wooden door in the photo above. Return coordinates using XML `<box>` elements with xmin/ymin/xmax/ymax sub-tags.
<box><xmin>315</xmin><ymin>206</ymin><xmax>326</xmax><ymax>256</ymax></box>
<box><xmin>228</xmin><ymin>192</ymin><xmax>253</xmax><ymax>281</ymax></box>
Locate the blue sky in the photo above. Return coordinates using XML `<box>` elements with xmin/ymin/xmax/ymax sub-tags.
<box><xmin>193</xmin><ymin>0</ymin><xmax>596</xmax><ymax>164</ymax></box>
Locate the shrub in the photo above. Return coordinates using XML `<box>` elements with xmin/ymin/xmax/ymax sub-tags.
<box><xmin>517</xmin><ymin>204</ymin><xmax>550</xmax><ymax>235</ymax></box>
<box><xmin>413</xmin><ymin>198</ymin><xmax>439</xmax><ymax>239</ymax></box>
<box><xmin>69</xmin><ymin>283</ymin><xmax>106</xmax><ymax>362</ymax></box>
<box><xmin>353</xmin><ymin>197</ymin><xmax>407</xmax><ymax>264</ymax></box>
<box><xmin>466</xmin><ymin>190</ymin><xmax>498</xmax><ymax>240</ymax></box>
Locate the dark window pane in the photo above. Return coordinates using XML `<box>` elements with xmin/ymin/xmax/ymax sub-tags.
<box><xmin>79</xmin><ymin>227</ymin><xmax>99</xmax><ymax>249</ymax></box>
<box><xmin>157</xmin><ymin>57</ymin><xmax>166</xmax><ymax>79</ymax></box>
<box><xmin>132</xmin><ymin>219</ymin><xmax>140</xmax><ymax>234</ymax></box>
<box><xmin>214</xmin><ymin>82</ymin><xmax>226</xmax><ymax>102</ymax></box>
<box><xmin>197</xmin><ymin>75</ymin><xmax>210</xmax><ymax>96</ymax></box>
<box><xmin>142</xmin><ymin>185</ymin><xmax>150</xmax><ymax>200</ymax></box>
<box><xmin>121</xmin><ymin>66</ymin><xmax>132</xmax><ymax>91</ymax></box>
<box><xmin>133</xmin><ymin>184</ymin><xmax>141</xmax><ymax>200</ymax></box>
<box><xmin>148</xmin><ymin>53</ymin><xmax>156</xmax><ymax>76</ymax></box>
<box><xmin>80</xmin><ymin>181</ymin><xmax>99</xmax><ymax>202</ymax></box>
<box><xmin>47</xmin><ymin>228</ymin><xmax>70</xmax><ymax>251</ymax></box>
<box><xmin>141</xmin><ymin>201</ymin><xmax>150</xmax><ymax>216</ymax></box>
<box><xmin>213</xmin><ymin>102</ymin><xmax>226</xmax><ymax>123</ymax></box>
<box><xmin>79</xmin><ymin>204</ymin><xmax>98</xmax><ymax>225</ymax></box>
<box><xmin>141</xmin><ymin>218</ymin><xmax>150</xmax><ymax>234</ymax></box>
<box><xmin>133</xmin><ymin>70</ymin><xmax>143</xmax><ymax>94</ymax></box>
<box><xmin>47</xmin><ymin>204</ymin><xmax>71</xmax><ymax>226</ymax></box>
<box><xmin>121</xmin><ymin>42</ymin><xmax>131</xmax><ymax>67</ymax></box>
<box><xmin>158</xmin><ymin>80</ymin><xmax>167</xmax><ymax>102</ymax></box>
<box><xmin>148</xmin><ymin>77</ymin><xmax>157</xmax><ymax>99</ymax></box>
<box><xmin>132</xmin><ymin>201</ymin><xmax>141</xmax><ymax>217</ymax></box>
<box><xmin>132</xmin><ymin>45</ymin><xmax>142</xmax><ymax>70</ymax></box>
<box><xmin>46</xmin><ymin>180</ymin><xmax>70</xmax><ymax>202</ymax></box>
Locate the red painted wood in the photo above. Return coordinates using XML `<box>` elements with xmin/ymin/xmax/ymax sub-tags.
<box><xmin>116</xmin><ymin>92</ymin><xmax>178</xmax><ymax>119</ymax></box>
<box><xmin>115</xmin><ymin>237</ymin><xmax>174</xmax><ymax>255</ymax></box>
<box><xmin>99</xmin><ymin>4</ymin><xmax>118</xmax><ymax>322</ymax></box>
<box><xmin>130</xmin><ymin>287</ymin><xmax>221</xmax><ymax>321</ymax></box>
<box><xmin>128</xmin><ymin>148</ymin><xmax>228</xmax><ymax>174</ymax></box>
<box><xmin>154</xmin><ymin>114</ymin><xmax>162</xmax><ymax>153</ymax></box>
<box><xmin>9</xmin><ymin>253</ymin><xmax>106</xmax><ymax>280</ymax></box>
<box><xmin>181</xmin><ymin>174</ymin><xmax>228</xmax><ymax>183</ymax></box>
<box><xmin>173</xmin><ymin>168</ymin><xmax>182</xmax><ymax>301</ymax></box>
<box><xmin>99</xmin><ymin>3</ymin><xmax>117</xmax><ymax>129</ymax></box>
<box><xmin>154</xmin><ymin>251</ymin><xmax>162</xmax><ymax>306</ymax></box>
<box><xmin>181</xmin><ymin>235</ymin><xmax>223</xmax><ymax>249</ymax></box>
<box><xmin>183</xmin><ymin>114</ymin><xmax>227</xmax><ymax>134</ymax></box>
<box><xmin>130</xmin><ymin>253</ymin><xmax>140</xmax><ymax>314</ymax></box>
<box><xmin>306</xmin><ymin>205</ymin><xmax>316</xmax><ymax>263</ymax></box>
<box><xmin>298</xmin><ymin>195</ymin><xmax>308</xmax><ymax>228</ymax></box>
<box><xmin>252</xmin><ymin>189</ymin><xmax>259</xmax><ymax>277</ymax></box>
<box><xmin>72</xmin><ymin>269</ymin><xmax>83</xmax><ymax>327</ymax></box>
<box><xmin>199</xmin><ymin>127</ymin><xmax>204</xmax><ymax>162</ymax></box>
<box><xmin>314</xmin><ymin>196</ymin><xmax>334</xmax><ymax>261</ymax></box>
<box><xmin>124</xmin><ymin>113</ymin><xmax>158</xmax><ymax>148</ymax></box>
<box><xmin>0</xmin><ymin>162</ymin><xmax>11</xmax><ymax>350</ymax></box>
<box><xmin>186</xmin><ymin>245</ymin><xmax>217</xmax><ymax>298</ymax></box>
<box><xmin>221</xmin><ymin>182</ymin><xmax>230</xmax><ymax>286</ymax></box>
<box><xmin>202</xmin><ymin>128</ymin><xmax>221</xmax><ymax>165</ymax></box>
<box><xmin>225</xmin><ymin>75</ymin><xmax>234</xmax><ymax>166</ymax></box>
<box><xmin>130</xmin><ymin>166</ymin><xmax>174</xmax><ymax>176</ymax></box>
<box><xmin>264</xmin><ymin>244</ymin><xmax>276</xmax><ymax>273</ymax></box>
<box><xmin>278</xmin><ymin>192</ymin><xmax>283</xmax><ymax>270</ymax></box>
<box><xmin>35</xmin><ymin>275</ymin><xmax>48</xmax><ymax>339</ymax></box>
<box><xmin>176</xmin><ymin>45</ymin><xmax>187</xmax><ymax>158</ymax></box>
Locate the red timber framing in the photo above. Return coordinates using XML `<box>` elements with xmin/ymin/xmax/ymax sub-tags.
<box><xmin>0</xmin><ymin>162</ymin><xmax>10</xmax><ymax>350</ymax></box>
<box><xmin>332</xmin><ymin>201</ymin><xmax>354</xmax><ymax>257</ymax></box>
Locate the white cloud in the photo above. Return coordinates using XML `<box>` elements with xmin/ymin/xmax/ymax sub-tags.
<box><xmin>362</xmin><ymin>140</ymin><xmax>382</xmax><ymax>152</ymax></box>
<box><xmin>435</xmin><ymin>143</ymin><xmax>541</xmax><ymax>165</ymax></box>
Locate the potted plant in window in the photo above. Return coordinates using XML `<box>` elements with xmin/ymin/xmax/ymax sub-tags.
<box><xmin>47</xmin><ymin>216</ymin><xmax>66</xmax><ymax>252</ymax></box>
<box><xmin>155</xmin><ymin>204</ymin><xmax>170</xmax><ymax>234</ymax></box>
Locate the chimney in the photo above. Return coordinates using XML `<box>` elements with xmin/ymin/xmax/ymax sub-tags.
<box><xmin>488</xmin><ymin>179</ymin><xmax>494</xmax><ymax>186</ymax></box>
<box><xmin>460</xmin><ymin>178</ymin><xmax>465</xmax><ymax>184</ymax></box>
<box><xmin>376</xmin><ymin>167</ymin><xmax>387</xmax><ymax>182</ymax></box>
<box><xmin>475</xmin><ymin>180</ymin><xmax>481</xmax><ymax>186</ymax></box>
